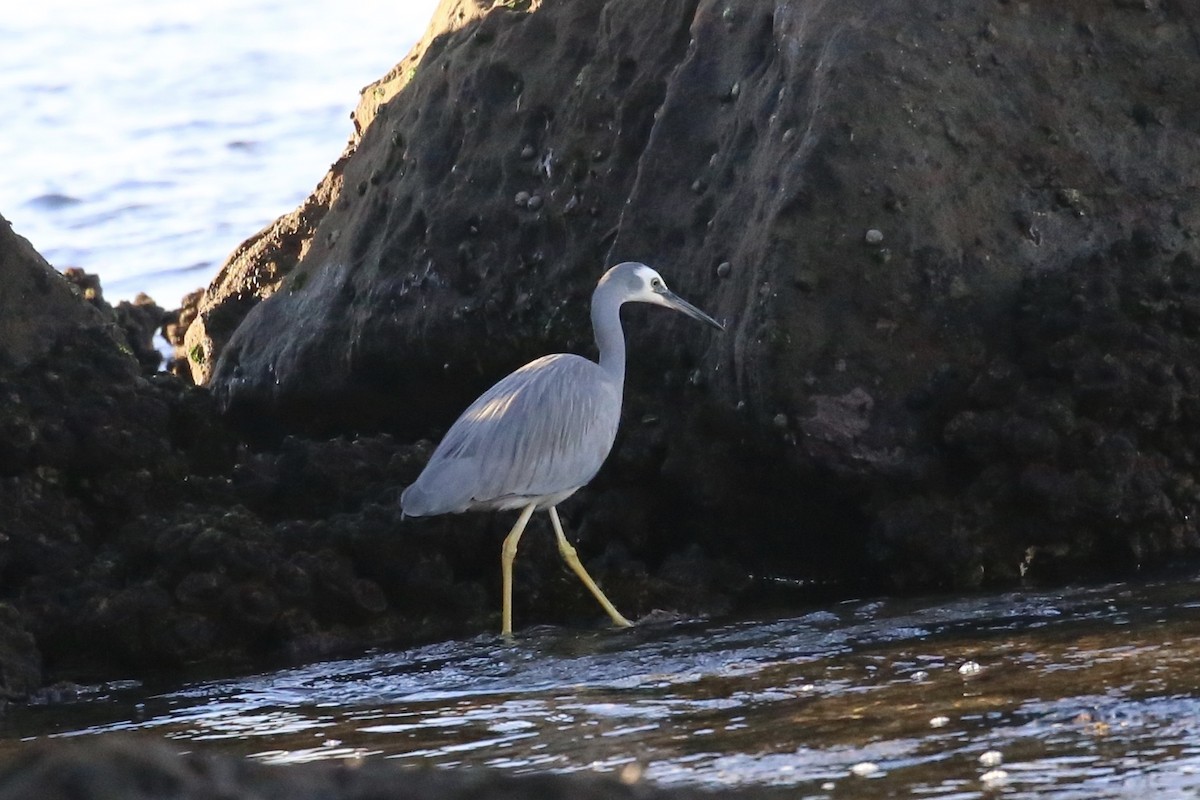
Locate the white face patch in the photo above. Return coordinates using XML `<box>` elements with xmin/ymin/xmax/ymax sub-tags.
<box><xmin>632</xmin><ymin>265</ymin><xmax>667</xmax><ymax>301</ymax></box>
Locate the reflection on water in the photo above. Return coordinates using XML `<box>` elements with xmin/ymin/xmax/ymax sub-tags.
<box><xmin>4</xmin><ymin>573</ymin><xmax>1200</xmax><ymax>797</ymax></box>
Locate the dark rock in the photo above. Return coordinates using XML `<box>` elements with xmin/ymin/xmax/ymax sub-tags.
<box><xmin>0</xmin><ymin>605</ymin><xmax>41</xmax><ymax>702</ymax></box>
<box><xmin>114</xmin><ymin>294</ymin><xmax>167</xmax><ymax>374</ymax></box>
<box><xmin>180</xmin><ymin>0</ymin><xmax>522</xmax><ymax>383</ymax></box>
<box><xmin>162</xmin><ymin>288</ymin><xmax>204</xmax><ymax>380</ymax></box>
<box><xmin>6</xmin><ymin>0</ymin><xmax>1200</xmax><ymax>699</ymax></box>
<box><xmin>197</xmin><ymin>0</ymin><xmax>710</xmax><ymax>438</ymax></box>
<box><xmin>59</xmin><ymin>267</ymin><xmax>105</xmax><ymax>306</ymax></box>
<box><xmin>877</xmin><ymin>243</ymin><xmax>1200</xmax><ymax>585</ymax></box>
<box><xmin>0</xmin><ymin>209</ymin><xmax>745</xmax><ymax>690</ymax></box>
<box><xmin>0</xmin><ymin>737</ymin><xmax>780</xmax><ymax>800</ymax></box>
<box><xmin>0</xmin><ymin>225</ymin><xmax>116</xmax><ymax>375</ymax></box>
<box><xmin>173</xmin><ymin>0</ymin><xmax>1200</xmax><ymax>596</ymax></box>
<box><xmin>60</xmin><ymin>268</ymin><xmax>165</xmax><ymax>374</ymax></box>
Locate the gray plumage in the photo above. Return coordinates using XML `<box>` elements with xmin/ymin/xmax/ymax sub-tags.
<box><xmin>400</xmin><ymin>261</ymin><xmax>723</xmax><ymax>634</ymax></box>
<box><xmin>399</xmin><ymin>352</ymin><xmax>621</xmax><ymax>515</ymax></box>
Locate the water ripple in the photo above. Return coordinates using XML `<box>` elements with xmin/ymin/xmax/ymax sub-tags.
<box><xmin>3</xmin><ymin>573</ymin><xmax>1199</xmax><ymax>798</ymax></box>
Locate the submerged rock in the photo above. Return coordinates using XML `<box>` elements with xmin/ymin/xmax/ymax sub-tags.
<box><xmin>0</xmin><ymin>737</ymin><xmax>781</xmax><ymax>800</ymax></box>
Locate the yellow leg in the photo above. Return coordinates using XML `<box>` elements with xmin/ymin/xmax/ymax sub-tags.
<box><xmin>548</xmin><ymin>506</ymin><xmax>633</xmax><ymax>628</ymax></box>
<box><xmin>500</xmin><ymin>503</ymin><xmax>537</xmax><ymax>636</ymax></box>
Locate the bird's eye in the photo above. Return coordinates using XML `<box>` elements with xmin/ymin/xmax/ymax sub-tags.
<box><xmin>650</xmin><ymin>277</ymin><xmax>663</xmax><ymax>290</ymax></box>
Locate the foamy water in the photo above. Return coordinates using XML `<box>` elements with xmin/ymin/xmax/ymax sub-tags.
<box><xmin>0</xmin><ymin>0</ymin><xmax>438</xmax><ymax>306</ymax></box>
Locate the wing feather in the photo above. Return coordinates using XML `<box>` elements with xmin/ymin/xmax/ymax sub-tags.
<box><xmin>401</xmin><ymin>354</ymin><xmax>621</xmax><ymax>515</ymax></box>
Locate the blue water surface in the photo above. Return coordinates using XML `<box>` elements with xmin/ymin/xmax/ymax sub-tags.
<box><xmin>0</xmin><ymin>0</ymin><xmax>438</xmax><ymax>306</ymax></box>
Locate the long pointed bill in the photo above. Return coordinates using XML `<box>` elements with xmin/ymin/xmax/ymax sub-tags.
<box><xmin>661</xmin><ymin>290</ymin><xmax>725</xmax><ymax>331</ymax></box>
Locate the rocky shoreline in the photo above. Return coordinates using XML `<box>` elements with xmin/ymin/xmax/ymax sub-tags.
<box><xmin>3</xmin><ymin>7</ymin><xmax>1200</xmax><ymax>798</ymax></box>
<box><xmin>1</xmin><ymin>227</ymin><xmax>759</xmax><ymax>700</ymax></box>
<box><xmin>5</xmin><ymin>0</ymin><xmax>1200</xmax><ymax>700</ymax></box>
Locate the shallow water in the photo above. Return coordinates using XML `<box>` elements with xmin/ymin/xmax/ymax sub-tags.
<box><xmin>4</xmin><ymin>573</ymin><xmax>1199</xmax><ymax>798</ymax></box>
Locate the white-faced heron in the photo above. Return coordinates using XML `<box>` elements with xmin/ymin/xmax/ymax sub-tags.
<box><xmin>401</xmin><ymin>262</ymin><xmax>723</xmax><ymax>635</ymax></box>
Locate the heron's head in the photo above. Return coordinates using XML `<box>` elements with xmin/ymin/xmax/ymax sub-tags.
<box><xmin>602</xmin><ymin>262</ymin><xmax>724</xmax><ymax>331</ymax></box>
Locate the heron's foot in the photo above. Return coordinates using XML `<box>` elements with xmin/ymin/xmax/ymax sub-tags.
<box><xmin>546</xmin><ymin>507</ymin><xmax>635</xmax><ymax>632</ymax></box>
<box><xmin>609</xmin><ymin>613</ymin><xmax>635</xmax><ymax>629</ymax></box>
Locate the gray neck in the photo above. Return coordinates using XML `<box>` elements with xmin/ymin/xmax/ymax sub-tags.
<box><xmin>591</xmin><ymin>280</ymin><xmax>626</xmax><ymax>383</ymax></box>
